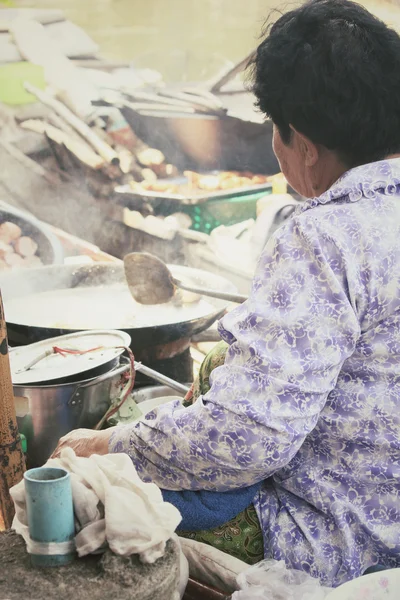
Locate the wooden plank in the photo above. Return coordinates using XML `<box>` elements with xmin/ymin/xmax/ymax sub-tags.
<box><xmin>73</xmin><ymin>59</ymin><xmax>132</xmax><ymax>71</ymax></box>
<box><xmin>44</xmin><ymin>21</ymin><xmax>98</xmax><ymax>58</ymax></box>
<box><xmin>24</xmin><ymin>83</ymin><xmax>118</xmax><ymax>163</ymax></box>
<box><xmin>21</xmin><ymin>120</ymin><xmax>105</xmax><ymax>170</ymax></box>
<box><xmin>11</xmin><ymin>20</ymin><xmax>97</xmax><ymax>118</ymax></box>
<box><xmin>0</xmin><ymin>9</ymin><xmax>64</xmax><ymax>32</ymax></box>
<box><xmin>0</xmin><ymin>20</ymin><xmax>98</xmax><ymax>64</ymax></box>
<box><xmin>0</xmin><ymin>291</ymin><xmax>25</xmax><ymax>529</ymax></box>
<box><xmin>0</xmin><ymin>33</ymin><xmax>20</xmax><ymax>63</ymax></box>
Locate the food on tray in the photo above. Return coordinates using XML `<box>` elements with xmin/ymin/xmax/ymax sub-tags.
<box><xmin>184</xmin><ymin>170</ymin><xmax>270</xmax><ymax>191</ymax></box>
<box><xmin>129</xmin><ymin>170</ymin><xmax>276</xmax><ymax>197</ymax></box>
<box><xmin>133</xmin><ymin>180</ymin><xmax>180</xmax><ymax>194</ymax></box>
<box><xmin>0</xmin><ymin>221</ymin><xmax>43</xmax><ymax>271</ymax></box>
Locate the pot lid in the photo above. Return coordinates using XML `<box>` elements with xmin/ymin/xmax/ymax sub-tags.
<box><xmin>11</xmin><ymin>330</ymin><xmax>131</xmax><ymax>385</ymax></box>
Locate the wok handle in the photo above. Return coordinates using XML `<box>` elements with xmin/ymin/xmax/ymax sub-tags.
<box><xmin>173</xmin><ymin>278</ymin><xmax>248</xmax><ymax>304</ymax></box>
<box><xmin>134</xmin><ymin>363</ymin><xmax>190</xmax><ymax>395</ymax></box>
<box><xmin>0</xmin><ymin>290</ymin><xmax>25</xmax><ymax>529</ymax></box>
<box><xmin>207</xmin><ymin>50</ymin><xmax>256</xmax><ymax>93</ymax></box>
<box><xmin>68</xmin><ymin>359</ymin><xmax>190</xmax><ymax>406</ymax></box>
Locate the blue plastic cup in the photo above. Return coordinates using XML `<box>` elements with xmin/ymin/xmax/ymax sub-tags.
<box><xmin>24</xmin><ymin>467</ymin><xmax>75</xmax><ymax>567</ymax></box>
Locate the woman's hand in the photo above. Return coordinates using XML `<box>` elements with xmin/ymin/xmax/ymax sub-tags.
<box><xmin>51</xmin><ymin>428</ymin><xmax>115</xmax><ymax>459</ymax></box>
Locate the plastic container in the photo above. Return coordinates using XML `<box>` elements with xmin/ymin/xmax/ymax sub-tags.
<box><xmin>24</xmin><ymin>467</ymin><xmax>75</xmax><ymax>567</ymax></box>
<box><xmin>0</xmin><ymin>62</ymin><xmax>46</xmax><ymax>106</ymax></box>
<box><xmin>20</xmin><ymin>433</ymin><xmax>28</xmax><ymax>466</ymax></box>
<box><xmin>182</xmin><ymin>190</ymin><xmax>272</xmax><ymax>233</ymax></box>
<box><xmin>115</xmin><ymin>180</ymin><xmax>273</xmax><ymax>234</ymax></box>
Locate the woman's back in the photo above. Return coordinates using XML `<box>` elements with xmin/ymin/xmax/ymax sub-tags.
<box><xmin>269</xmin><ymin>159</ymin><xmax>400</xmax><ymax>584</ymax></box>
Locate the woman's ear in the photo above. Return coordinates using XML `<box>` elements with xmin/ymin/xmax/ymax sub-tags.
<box><xmin>290</xmin><ymin>125</ymin><xmax>319</xmax><ymax>167</ymax></box>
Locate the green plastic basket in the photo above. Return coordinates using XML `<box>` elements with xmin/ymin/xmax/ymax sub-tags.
<box><xmin>181</xmin><ymin>189</ymin><xmax>272</xmax><ymax>233</ymax></box>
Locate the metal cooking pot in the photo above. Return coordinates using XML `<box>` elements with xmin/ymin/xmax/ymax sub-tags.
<box><xmin>121</xmin><ymin>107</ymin><xmax>278</xmax><ymax>174</ymax></box>
<box><xmin>14</xmin><ymin>358</ymin><xmax>129</xmax><ymax>468</ymax></box>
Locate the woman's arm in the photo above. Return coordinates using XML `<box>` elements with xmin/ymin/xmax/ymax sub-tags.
<box><xmin>52</xmin><ymin>427</ymin><xmax>113</xmax><ymax>458</ymax></box>
<box><xmin>109</xmin><ymin>215</ymin><xmax>360</xmax><ymax>491</ymax></box>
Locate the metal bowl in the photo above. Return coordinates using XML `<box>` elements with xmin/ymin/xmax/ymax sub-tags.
<box><xmin>133</xmin><ymin>384</ymin><xmax>186</xmax><ymax>403</ymax></box>
<box><xmin>0</xmin><ymin>202</ymin><xmax>64</xmax><ymax>265</ymax></box>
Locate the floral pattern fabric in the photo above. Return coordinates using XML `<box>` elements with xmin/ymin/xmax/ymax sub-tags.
<box><xmin>182</xmin><ymin>340</ymin><xmax>229</xmax><ymax>408</ymax></box>
<box><xmin>179</xmin><ymin>502</ymin><xmax>264</xmax><ymax>565</ymax></box>
<box><xmin>180</xmin><ymin>339</ymin><xmax>264</xmax><ymax>565</ymax></box>
<box><xmin>110</xmin><ymin>159</ymin><xmax>400</xmax><ymax>587</ymax></box>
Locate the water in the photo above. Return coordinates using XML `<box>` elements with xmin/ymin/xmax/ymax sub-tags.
<box><xmin>14</xmin><ymin>0</ymin><xmax>398</xmax><ymax>82</ymax></box>
<box><xmin>13</xmin><ymin>0</ymin><xmax>400</xmax><ymax>83</ymax></box>
<box><xmin>14</xmin><ymin>0</ymin><xmax>292</xmax><ymax>82</ymax></box>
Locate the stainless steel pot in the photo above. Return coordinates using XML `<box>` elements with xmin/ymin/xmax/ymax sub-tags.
<box><xmin>14</xmin><ymin>359</ymin><xmax>129</xmax><ymax>468</ymax></box>
<box><xmin>132</xmin><ymin>384</ymin><xmax>186</xmax><ymax>404</ymax></box>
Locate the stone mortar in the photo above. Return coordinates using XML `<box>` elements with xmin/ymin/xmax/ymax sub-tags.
<box><xmin>0</xmin><ymin>530</ymin><xmax>180</xmax><ymax>600</ymax></box>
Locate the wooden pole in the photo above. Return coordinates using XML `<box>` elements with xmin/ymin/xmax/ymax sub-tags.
<box><xmin>24</xmin><ymin>82</ymin><xmax>120</xmax><ymax>166</ymax></box>
<box><xmin>0</xmin><ymin>290</ymin><xmax>25</xmax><ymax>529</ymax></box>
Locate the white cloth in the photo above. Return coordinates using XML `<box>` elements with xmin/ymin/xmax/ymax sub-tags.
<box><xmin>179</xmin><ymin>537</ymin><xmax>248</xmax><ymax>594</ymax></box>
<box><xmin>232</xmin><ymin>560</ymin><xmax>332</xmax><ymax>600</ymax></box>
<box><xmin>11</xmin><ymin>448</ymin><xmax>182</xmax><ymax>564</ymax></box>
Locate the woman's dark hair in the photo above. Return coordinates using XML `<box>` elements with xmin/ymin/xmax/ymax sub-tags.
<box><xmin>251</xmin><ymin>0</ymin><xmax>400</xmax><ymax>167</ymax></box>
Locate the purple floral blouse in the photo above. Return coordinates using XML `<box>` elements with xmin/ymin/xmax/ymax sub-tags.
<box><xmin>110</xmin><ymin>159</ymin><xmax>400</xmax><ymax>587</ymax></box>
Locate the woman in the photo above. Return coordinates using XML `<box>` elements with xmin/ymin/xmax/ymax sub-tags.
<box><xmin>53</xmin><ymin>0</ymin><xmax>400</xmax><ymax>587</ymax></box>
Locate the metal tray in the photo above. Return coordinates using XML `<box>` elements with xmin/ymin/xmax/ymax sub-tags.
<box><xmin>114</xmin><ymin>173</ymin><xmax>272</xmax><ymax>206</ymax></box>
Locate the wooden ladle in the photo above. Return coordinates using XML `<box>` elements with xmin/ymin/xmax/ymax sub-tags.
<box><xmin>123</xmin><ymin>252</ymin><xmax>247</xmax><ymax>305</ymax></box>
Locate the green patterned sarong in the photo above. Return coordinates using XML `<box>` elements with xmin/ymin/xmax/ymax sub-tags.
<box><xmin>179</xmin><ymin>341</ymin><xmax>264</xmax><ymax>565</ymax></box>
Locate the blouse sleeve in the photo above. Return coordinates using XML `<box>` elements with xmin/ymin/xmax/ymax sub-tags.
<box><xmin>109</xmin><ymin>215</ymin><xmax>360</xmax><ymax>491</ymax></box>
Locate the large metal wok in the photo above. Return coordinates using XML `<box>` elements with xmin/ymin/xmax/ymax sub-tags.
<box><xmin>0</xmin><ymin>262</ymin><xmax>233</xmax><ymax>359</ymax></box>
<box><xmin>114</xmin><ymin>51</ymin><xmax>279</xmax><ymax>175</ymax></box>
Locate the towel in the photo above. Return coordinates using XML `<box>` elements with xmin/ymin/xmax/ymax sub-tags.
<box><xmin>162</xmin><ymin>483</ymin><xmax>262</xmax><ymax>531</ymax></box>
<box><xmin>11</xmin><ymin>448</ymin><xmax>182</xmax><ymax>563</ymax></box>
